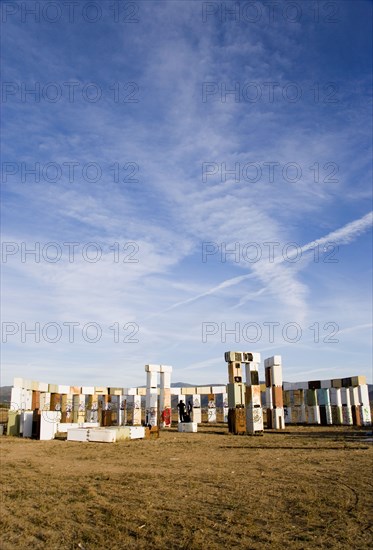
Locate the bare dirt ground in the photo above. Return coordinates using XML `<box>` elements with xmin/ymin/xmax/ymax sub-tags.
<box><xmin>1</xmin><ymin>425</ymin><xmax>372</xmax><ymax>549</ymax></box>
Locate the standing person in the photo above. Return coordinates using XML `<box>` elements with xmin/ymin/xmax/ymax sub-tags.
<box><xmin>187</xmin><ymin>399</ymin><xmax>193</xmax><ymax>418</ymax></box>
<box><xmin>177</xmin><ymin>400</ymin><xmax>186</xmax><ymax>422</ymax></box>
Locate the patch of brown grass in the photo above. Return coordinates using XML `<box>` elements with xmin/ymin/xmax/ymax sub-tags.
<box><xmin>0</xmin><ymin>425</ymin><xmax>372</xmax><ymax>549</ymax></box>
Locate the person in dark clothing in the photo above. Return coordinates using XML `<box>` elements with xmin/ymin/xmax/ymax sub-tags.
<box><xmin>187</xmin><ymin>400</ymin><xmax>193</xmax><ymax>417</ymax></box>
<box><xmin>177</xmin><ymin>400</ymin><xmax>186</xmax><ymax>422</ymax></box>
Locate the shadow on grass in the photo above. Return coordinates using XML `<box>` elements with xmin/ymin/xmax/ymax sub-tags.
<box><xmin>265</xmin><ymin>429</ymin><xmax>373</xmax><ymax>439</ymax></box>
<box><xmin>219</xmin><ymin>445</ymin><xmax>370</xmax><ymax>450</ymax></box>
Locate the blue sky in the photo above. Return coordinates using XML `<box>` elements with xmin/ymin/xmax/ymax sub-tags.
<box><xmin>1</xmin><ymin>0</ymin><xmax>372</xmax><ymax>388</ymax></box>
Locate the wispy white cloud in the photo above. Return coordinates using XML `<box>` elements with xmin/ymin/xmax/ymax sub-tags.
<box><xmin>159</xmin><ymin>212</ymin><xmax>372</xmax><ymax>315</ymax></box>
<box><xmin>1</xmin><ymin>1</ymin><xmax>372</xmax><ymax>386</ymax></box>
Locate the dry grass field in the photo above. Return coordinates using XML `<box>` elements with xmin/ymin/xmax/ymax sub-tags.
<box><xmin>1</xmin><ymin>425</ymin><xmax>372</xmax><ymax>550</ymax></box>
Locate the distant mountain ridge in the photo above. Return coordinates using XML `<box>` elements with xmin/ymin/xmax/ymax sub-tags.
<box><xmin>0</xmin><ymin>386</ymin><xmax>12</xmax><ymax>404</ymax></box>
